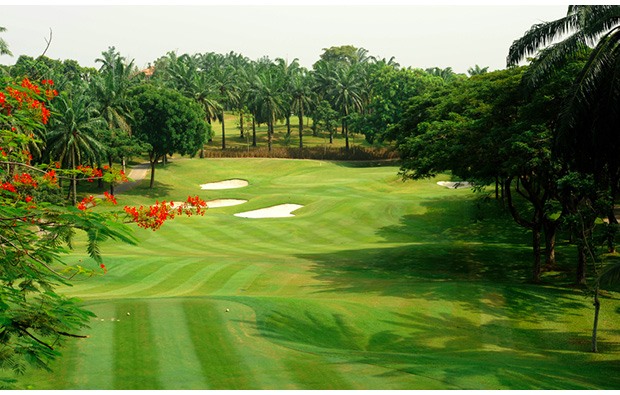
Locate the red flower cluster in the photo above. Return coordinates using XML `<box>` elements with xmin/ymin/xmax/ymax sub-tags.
<box><xmin>124</xmin><ymin>195</ymin><xmax>208</xmax><ymax>231</ymax></box>
<box><xmin>43</xmin><ymin>169</ymin><xmax>58</xmax><ymax>185</ymax></box>
<box><xmin>77</xmin><ymin>195</ymin><xmax>95</xmax><ymax>211</ymax></box>
<box><xmin>1</xmin><ymin>78</ymin><xmax>57</xmax><ymax>124</ymax></box>
<box><xmin>0</xmin><ymin>182</ymin><xmax>17</xmax><ymax>194</ymax></box>
<box><xmin>76</xmin><ymin>165</ymin><xmax>104</xmax><ymax>182</ymax></box>
<box><xmin>12</xmin><ymin>173</ymin><xmax>38</xmax><ymax>188</ymax></box>
<box><xmin>103</xmin><ymin>191</ymin><xmax>117</xmax><ymax>205</ymax></box>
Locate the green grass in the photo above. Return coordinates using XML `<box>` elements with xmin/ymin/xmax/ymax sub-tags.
<box><xmin>12</xmin><ymin>158</ymin><xmax>620</xmax><ymax>390</ymax></box>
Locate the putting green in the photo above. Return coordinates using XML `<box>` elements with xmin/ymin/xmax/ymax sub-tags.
<box><xmin>12</xmin><ymin>158</ymin><xmax>620</xmax><ymax>390</ymax></box>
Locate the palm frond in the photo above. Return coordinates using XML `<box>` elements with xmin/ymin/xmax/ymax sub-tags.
<box><xmin>507</xmin><ymin>10</ymin><xmax>580</xmax><ymax>66</ymax></box>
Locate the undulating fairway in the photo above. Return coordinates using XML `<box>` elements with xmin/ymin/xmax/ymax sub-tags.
<box><xmin>15</xmin><ymin>158</ymin><xmax>620</xmax><ymax>390</ymax></box>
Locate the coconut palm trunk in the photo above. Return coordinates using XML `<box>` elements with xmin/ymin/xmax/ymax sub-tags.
<box><xmin>221</xmin><ymin>110</ymin><xmax>226</xmax><ymax>150</ymax></box>
<box><xmin>71</xmin><ymin>146</ymin><xmax>77</xmax><ymax>206</ymax></box>
<box><xmin>239</xmin><ymin>112</ymin><xmax>244</xmax><ymax>138</ymax></box>
<box><xmin>268</xmin><ymin>119</ymin><xmax>273</xmax><ymax>151</ymax></box>
<box><xmin>298</xmin><ymin>100</ymin><xmax>304</xmax><ymax>149</ymax></box>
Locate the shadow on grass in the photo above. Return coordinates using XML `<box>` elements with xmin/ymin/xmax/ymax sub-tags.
<box><xmin>330</xmin><ymin>160</ymin><xmax>401</xmax><ymax>169</ymax></box>
<box><xmin>120</xmin><ymin>179</ymin><xmax>175</xmax><ymax>200</ymax></box>
<box><xmin>230</xmin><ymin>297</ymin><xmax>620</xmax><ymax>389</ymax></box>
<box><xmin>296</xmin><ymin>196</ymin><xmax>587</xmax><ymax>322</ymax></box>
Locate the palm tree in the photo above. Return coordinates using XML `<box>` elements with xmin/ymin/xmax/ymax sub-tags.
<box><xmin>0</xmin><ymin>26</ymin><xmax>12</xmax><ymax>56</ymax></box>
<box><xmin>165</xmin><ymin>52</ymin><xmax>220</xmax><ymax>154</ymax></box>
<box><xmin>425</xmin><ymin>67</ymin><xmax>458</xmax><ymax>83</ymax></box>
<box><xmin>327</xmin><ymin>64</ymin><xmax>363</xmax><ymax>150</ymax></box>
<box><xmin>90</xmin><ymin>51</ymin><xmax>136</xmax><ymax>189</ymax></box>
<box><xmin>275</xmin><ymin>58</ymin><xmax>300</xmax><ymax>137</ymax></box>
<box><xmin>467</xmin><ymin>64</ymin><xmax>489</xmax><ymax>76</ymax></box>
<box><xmin>210</xmin><ymin>65</ymin><xmax>239</xmax><ymax>149</ymax></box>
<box><xmin>249</xmin><ymin>70</ymin><xmax>284</xmax><ymax>151</ymax></box>
<box><xmin>47</xmin><ymin>90</ymin><xmax>106</xmax><ymax>206</ymax></box>
<box><xmin>289</xmin><ymin>71</ymin><xmax>314</xmax><ymax>148</ymax></box>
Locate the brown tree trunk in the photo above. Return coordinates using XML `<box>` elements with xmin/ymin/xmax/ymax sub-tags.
<box><xmin>543</xmin><ymin>218</ymin><xmax>556</xmax><ymax>266</ymax></box>
<box><xmin>591</xmin><ymin>284</ymin><xmax>600</xmax><ymax>353</ymax></box>
<box><xmin>149</xmin><ymin>152</ymin><xmax>156</xmax><ymax>189</ymax></box>
<box><xmin>532</xmin><ymin>226</ymin><xmax>542</xmax><ymax>283</ymax></box>
<box><xmin>221</xmin><ymin>110</ymin><xmax>226</xmax><ymax>150</ymax></box>
<box><xmin>299</xmin><ymin>104</ymin><xmax>304</xmax><ymax>149</ymax></box>
<box><xmin>252</xmin><ymin>117</ymin><xmax>257</xmax><ymax>147</ymax></box>
<box><xmin>109</xmin><ymin>156</ymin><xmax>115</xmax><ymax>196</ymax></box>
<box><xmin>268</xmin><ymin>120</ymin><xmax>273</xmax><ymax>151</ymax></box>
<box><xmin>71</xmin><ymin>147</ymin><xmax>77</xmax><ymax>206</ymax></box>
<box><xmin>576</xmin><ymin>244</ymin><xmax>587</xmax><ymax>285</ymax></box>
<box><xmin>239</xmin><ymin>112</ymin><xmax>244</xmax><ymax>139</ymax></box>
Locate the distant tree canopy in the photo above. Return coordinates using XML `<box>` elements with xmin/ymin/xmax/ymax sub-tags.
<box><xmin>129</xmin><ymin>84</ymin><xmax>211</xmax><ymax>187</ymax></box>
<box><xmin>318</xmin><ymin>45</ymin><xmax>359</xmax><ymax>65</ymax></box>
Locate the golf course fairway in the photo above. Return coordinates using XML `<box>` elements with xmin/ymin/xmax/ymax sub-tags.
<box><xmin>14</xmin><ymin>158</ymin><xmax>620</xmax><ymax>390</ymax></box>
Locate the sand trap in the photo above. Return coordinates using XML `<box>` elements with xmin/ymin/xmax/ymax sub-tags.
<box><xmin>234</xmin><ymin>204</ymin><xmax>303</xmax><ymax>218</ymax></box>
<box><xmin>169</xmin><ymin>199</ymin><xmax>247</xmax><ymax>208</ymax></box>
<box><xmin>206</xmin><ymin>199</ymin><xmax>247</xmax><ymax>208</ymax></box>
<box><xmin>200</xmin><ymin>179</ymin><xmax>248</xmax><ymax>190</ymax></box>
<box><xmin>437</xmin><ymin>181</ymin><xmax>474</xmax><ymax>189</ymax></box>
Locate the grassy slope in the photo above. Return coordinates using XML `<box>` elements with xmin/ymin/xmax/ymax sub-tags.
<box><xmin>15</xmin><ymin>158</ymin><xmax>620</xmax><ymax>390</ymax></box>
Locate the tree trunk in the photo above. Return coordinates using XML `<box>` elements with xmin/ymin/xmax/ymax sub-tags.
<box><xmin>591</xmin><ymin>284</ymin><xmax>600</xmax><ymax>353</ymax></box>
<box><xmin>268</xmin><ymin>120</ymin><xmax>273</xmax><ymax>151</ymax></box>
<box><xmin>71</xmin><ymin>147</ymin><xmax>77</xmax><ymax>206</ymax></box>
<box><xmin>109</xmin><ymin>156</ymin><xmax>115</xmax><ymax>196</ymax></box>
<box><xmin>543</xmin><ymin>218</ymin><xmax>557</xmax><ymax>266</ymax></box>
<box><xmin>495</xmin><ymin>176</ymin><xmax>499</xmax><ymax>200</ymax></box>
<box><xmin>532</xmin><ymin>226</ymin><xmax>542</xmax><ymax>283</ymax></box>
<box><xmin>239</xmin><ymin>112</ymin><xmax>244</xmax><ymax>139</ymax></box>
<box><xmin>149</xmin><ymin>152</ymin><xmax>156</xmax><ymax>189</ymax></box>
<box><xmin>252</xmin><ymin>117</ymin><xmax>257</xmax><ymax>147</ymax></box>
<box><xmin>576</xmin><ymin>244</ymin><xmax>587</xmax><ymax>285</ymax></box>
<box><xmin>299</xmin><ymin>104</ymin><xmax>304</xmax><ymax>149</ymax></box>
<box><xmin>221</xmin><ymin>110</ymin><xmax>226</xmax><ymax>150</ymax></box>
<box><xmin>286</xmin><ymin>115</ymin><xmax>291</xmax><ymax>137</ymax></box>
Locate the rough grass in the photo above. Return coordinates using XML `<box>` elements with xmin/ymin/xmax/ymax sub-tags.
<box><xmin>12</xmin><ymin>158</ymin><xmax>620</xmax><ymax>390</ymax></box>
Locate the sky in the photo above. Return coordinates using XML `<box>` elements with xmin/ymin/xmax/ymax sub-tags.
<box><xmin>0</xmin><ymin>3</ymin><xmax>570</xmax><ymax>74</ymax></box>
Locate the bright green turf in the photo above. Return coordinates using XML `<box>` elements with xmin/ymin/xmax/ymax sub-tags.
<box><xmin>12</xmin><ymin>158</ymin><xmax>620</xmax><ymax>390</ymax></box>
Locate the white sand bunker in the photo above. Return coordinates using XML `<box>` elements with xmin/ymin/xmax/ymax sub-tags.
<box><xmin>205</xmin><ymin>199</ymin><xmax>247</xmax><ymax>208</ymax></box>
<box><xmin>437</xmin><ymin>181</ymin><xmax>474</xmax><ymax>189</ymax></box>
<box><xmin>200</xmin><ymin>179</ymin><xmax>248</xmax><ymax>190</ymax></box>
<box><xmin>234</xmin><ymin>204</ymin><xmax>303</xmax><ymax>218</ymax></box>
<box><xmin>168</xmin><ymin>199</ymin><xmax>247</xmax><ymax>208</ymax></box>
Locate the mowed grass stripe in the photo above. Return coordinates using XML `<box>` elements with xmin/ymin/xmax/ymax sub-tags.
<box><xmin>82</xmin><ymin>260</ymin><xmax>197</xmax><ymax>298</ymax></box>
<box><xmin>69</xmin><ymin>303</ymin><xmax>117</xmax><ymax>389</ymax></box>
<box><xmin>58</xmin><ymin>257</ymin><xmax>164</xmax><ymax>297</ymax></box>
<box><xmin>207</xmin><ymin>263</ymin><xmax>266</xmax><ymax>295</ymax></box>
<box><xmin>182</xmin><ymin>299</ymin><xmax>258</xmax><ymax>389</ymax></box>
<box><xmin>156</xmin><ymin>263</ymin><xmax>237</xmax><ymax>297</ymax></box>
<box><xmin>124</xmin><ymin>259</ymin><xmax>209</xmax><ymax>298</ymax></box>
<box><xmin>194</xmin><ymin>263</ymin><xmax>250</xmax><ymax>295</ymax></box>
<box><xmin>148</xmin><ymin>299</ymin><xmax>208</xmax><ymax>389</ymax></box>
<box><xmin>113</xmin><ymin>301</ymin><xmax>161</xmax><ymax>390</ymax></box>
